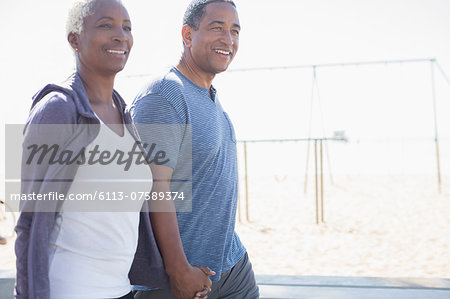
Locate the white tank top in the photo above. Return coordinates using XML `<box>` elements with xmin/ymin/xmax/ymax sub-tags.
<box><xmin>48</xmin><ymin>120</ymin><xmax>152</xmax><ymax>299</ymax></box>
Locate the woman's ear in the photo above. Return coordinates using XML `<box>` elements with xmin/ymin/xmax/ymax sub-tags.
<box><xmin>68</xmin><ymin>32</ymin><xmax>80</xmax><ymax>52</ymax></box>
<box><xmin>181</xmin><ymin>25</ymin><xmax>193</xmax><ymax>48</ymax></box>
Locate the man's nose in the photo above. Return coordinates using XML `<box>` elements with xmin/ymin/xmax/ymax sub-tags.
<box><xmin>220</xmin><ymin>30</ymin><xmax>234</xmax><ymax>46</ymax></box>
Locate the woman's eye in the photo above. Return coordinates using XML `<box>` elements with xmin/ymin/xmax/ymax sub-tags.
<box><xmin>124</xmin><ymin>26</ymin><xmax>132</xmax><ymax>32</ymax></box>
<box><xmin>99</xmin><ymin>23</ymin><xmax>112</xmax><ymax>28</ymax></box>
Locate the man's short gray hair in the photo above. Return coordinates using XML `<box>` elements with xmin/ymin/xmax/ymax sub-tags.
<box><xmin>66</xmin><ymin>0</ymin><xmax>123</xmax><ymax>35</ymax></box>
<box><xmin>183</xmin><ymin>0</ymin><xmax>236</xmax><ymax>31</ymax></box>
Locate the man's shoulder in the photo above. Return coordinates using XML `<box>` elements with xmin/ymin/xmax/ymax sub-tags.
<box><xmin>132</xmin><ymin>69</ymin><xmax>190</xmax><ymax>123</ymax></box>
<box><xmin>136</xmin><ymin>68</ymin><xmax>186</xmax><ymax>102</ymax></box>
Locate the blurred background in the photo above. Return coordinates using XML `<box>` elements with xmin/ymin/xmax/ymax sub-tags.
<box><xmin>1</xmin><ymin>0</ymin><xmax>450</xmax><ymax>279</ymax></box>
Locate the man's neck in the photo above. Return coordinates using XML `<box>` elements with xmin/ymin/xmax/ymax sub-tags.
<box><xmin>176</xmin><ymin>56</ymin><xmax>215</xmax><ymax>90</ymax></box>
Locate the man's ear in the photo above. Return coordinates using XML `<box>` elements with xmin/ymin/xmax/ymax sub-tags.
<box><xmin>181</xmin><ymin>25</ymin><xmax>194</xmax><ymax>47</ymax></box>
<box><xmin>68</xmin><ymin>32</ymin><xmax>80</xmax><ymax>52</ymax></box>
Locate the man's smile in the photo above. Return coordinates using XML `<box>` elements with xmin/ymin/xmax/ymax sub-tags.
<box><xmin>215</xmin><ymin>49</ymin><xmax>231</xmax><ymax>56</ymax></box>
<box><xmin>106</xmin><ymin>49</ymin><xmax>127</xmax><ymax>55</ymax></box>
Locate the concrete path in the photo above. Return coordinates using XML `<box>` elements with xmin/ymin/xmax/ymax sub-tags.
<box><xmin>0</xmin><ymin>278</ymin><xmax>14</xmax><ymax>299</ymax></box>
<box><xmin>1</xmin><ymin>274</ymin><xmax>449</xmax><ymax>299</ymax></box>
<box><xmin>257</xmin><ymin>275</ymin><xmax>450</xmax><ymax>299</ymax></box>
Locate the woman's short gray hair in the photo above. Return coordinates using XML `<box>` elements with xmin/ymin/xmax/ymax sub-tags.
<box><xmin>66</xmin><ymin>0</ymin><xmax>123</xmax><ymax>35</ymax></box>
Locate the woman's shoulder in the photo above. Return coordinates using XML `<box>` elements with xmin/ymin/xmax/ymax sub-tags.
<box><xmin>27</xmin><ymin>86</ymin><xmax>78</xmax><ymax>125</ymax></box>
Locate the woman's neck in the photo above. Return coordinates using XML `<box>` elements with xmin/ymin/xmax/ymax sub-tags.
<box><xmin>77</xmin><ymin>67</ymin><xmax>115</xmax><ymax>105</ymax></box>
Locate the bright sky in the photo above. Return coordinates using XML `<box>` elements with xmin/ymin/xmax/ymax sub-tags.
<box><xmin>1</xmin><ymin>0</ymin><xmax>450</xmax><ymax>189</ymax></box>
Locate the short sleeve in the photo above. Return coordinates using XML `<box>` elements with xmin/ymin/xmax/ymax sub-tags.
<box><xmin>131</xmin><ymin>93</ymin><xmax>186</xmax><ymax>169</ymax></box>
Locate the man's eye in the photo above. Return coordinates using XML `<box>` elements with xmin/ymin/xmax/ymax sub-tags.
<box><xmin>124</xmin><ymin>26</ymin><xmax>132</xmax><ymax>32</ymax></box>
<box><xmin>212</xmin><ymin>26</ymin><xmax>222</xmax><ymax>31</ymax></box>
<box><xmin>232</xmin><ymin>29</ymin><xmax>240</xmax><ymax>35</ymax></box>
<box><xmin>99</xmin><ymin>23</ymin><xmax>112</xmax><ymax>28</ymax></box>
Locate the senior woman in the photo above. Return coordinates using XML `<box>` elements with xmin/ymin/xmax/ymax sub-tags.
<box><xmin>14</xmin><ymin>1</ymin><xmax>170</xmax><ymax>298</ymax></box>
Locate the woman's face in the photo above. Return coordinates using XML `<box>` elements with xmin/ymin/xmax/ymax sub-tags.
<box><xmin>73</xmin><ymin>0</ymin><xmax>133</xmax><ymax>76</ymax></box>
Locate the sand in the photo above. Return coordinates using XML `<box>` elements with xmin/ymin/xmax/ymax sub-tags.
<box><xmin>1</xmin><ymin>174</ymin><xmax>449</xmax><ymax>280</ymax></box>
<box><xmin>236</xmin><ymin>174</ymin><xmax>450</xmax><ymax>278</ymax></box>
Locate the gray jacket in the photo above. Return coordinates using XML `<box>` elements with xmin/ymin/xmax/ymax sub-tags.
<box><xmin>15</xmin><ymin>73</ymin><xmax>169</xmax><ymax>299</ymax></box>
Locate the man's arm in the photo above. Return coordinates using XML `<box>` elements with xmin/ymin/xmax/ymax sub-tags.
<box><xmin>149</xmin><ymin>163</ymin><xmax>215</xmax><ymax>299</ymax></box>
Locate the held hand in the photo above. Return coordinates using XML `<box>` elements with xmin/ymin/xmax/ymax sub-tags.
<box><xmin>193</xmin><ymin>266</ymin><xmax>216</xmax><ymax>299</ymax></box>
<box><xmin>169</xmin><ymin>264</ymin><xmax>215</xmax><ymax>299</ymax></box>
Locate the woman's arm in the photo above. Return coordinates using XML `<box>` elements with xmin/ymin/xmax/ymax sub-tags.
<box><xmin>15</xmin><ymin>91</ymin><xmax>79</xmax><ymax>299</ymax></box>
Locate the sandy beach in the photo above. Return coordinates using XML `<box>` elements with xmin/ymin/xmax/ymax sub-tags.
<box><xmin>236</xmin><ymin>174</ymin><xmax>450</xmax><ymax>279</ymax></box>
<box><xmin>1</xmin><ymin>174</ymin><xmax>449</xmax><ymax>281</ymax></box>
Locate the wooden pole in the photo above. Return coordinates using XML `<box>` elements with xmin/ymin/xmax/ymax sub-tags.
<box><xmin>314</xmin><ymin>139</ymin><xmax>319</xmax><ymax>224</ymax></box>
<box><xmin>430</xmin><ymin>60</ymin><xmax>442</xmax><ymax>193</ymax></box>
<box><xmin>243</xmin><ymin>141</ymin><xmax>250</xmax><ymax>221</ymax></box>
<box><xmin>237</xmin><ymin>179</ymin><xmax>241</xmax><ymax>223</ymax></box>
<box><xmin>304</xmin><ymin>140</ymin><xmax>311</xmax><ymax>194</ymax></box>
<box><xmin>320</xmin><ymin>139</ymin><xmax>324</xmax><ymax>223</ymax></box>
<box><xmin>237</xmin><ymin>144</ymin><xmax>241</xmax><ymax>223</ymax></box>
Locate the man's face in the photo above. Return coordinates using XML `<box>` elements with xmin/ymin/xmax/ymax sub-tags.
<box><xmin>188</xmin><ymin>2</ymin><xmax>240</xmax><ymax>75</ymax></box>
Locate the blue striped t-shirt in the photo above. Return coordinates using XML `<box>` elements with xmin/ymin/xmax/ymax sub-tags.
<box><xmin>130</xmin><ymin>67</ymin><xmax>246</xmax><ymax>282</ymax></box>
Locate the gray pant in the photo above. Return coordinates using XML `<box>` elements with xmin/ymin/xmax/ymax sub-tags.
<box><xmin>134</xmin><ymin>253</ymin><xmax>259</xmax><ymax>299</ymax></box>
